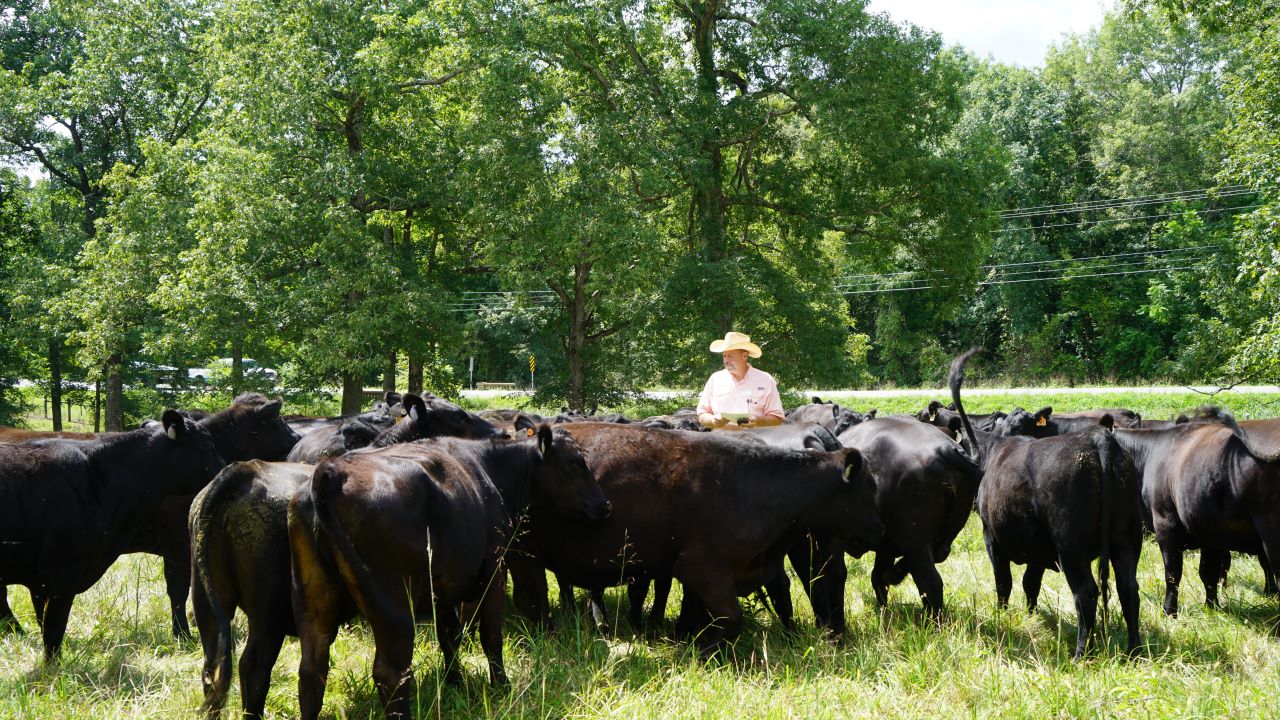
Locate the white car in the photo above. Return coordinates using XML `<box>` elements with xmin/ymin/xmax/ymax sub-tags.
<box><xmin>187</xmin><ymin>358</ymin><xmax>278</xmax><ymax>384</ymax></box>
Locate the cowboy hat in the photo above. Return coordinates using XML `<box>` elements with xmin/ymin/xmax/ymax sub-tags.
<box><xmin>709</xmin><ymin>331</ymin><xmax>762</xmax><ymax>359</ymax></box>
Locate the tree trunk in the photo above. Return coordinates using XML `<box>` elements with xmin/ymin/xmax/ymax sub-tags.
<box><xmin>341</xmin><ymin>371</ymin><xmax>364</xmax><ymax>415</ymax></box>
<box><xmin>688</xmin><ymin>2</ymin><xmax>732</xmax><ymax>335</ymax></box>
<box><xmin>104</xmin><ymin>353</ymin><xmax>124</xmax><ymax>431</ymax></box>
<box><xmin>48</xmin><ymin>339</ymin><xmax>63</xmax><ymax>431</ymax></box>
<box><xmin>566</xmin><ymin>264</ymin><xmax>590</xmax><ymax>414</ymax></box>
<box><xmin>407</xmin><ymin>355</ymin><xmax>423</xmax><ymax>395</ymax></box>
<box><xmin>382</xmin><ymin>352</ymin><xmax>397</xmax><ymax>394</ymax></box>
<box><xmin>93</xmin><ymin>379</ymin><xmax>101</xmax><ymax>433</ymax></box>
<box><xmin>230</xmin><ymin>339</ymin><xmax>244</xmax><ymax>395</ymax></box>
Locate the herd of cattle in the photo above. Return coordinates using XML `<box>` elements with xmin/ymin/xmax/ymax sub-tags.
<box><xmin>1</xmin><ymin>347</ymin><xmax>1278</xmax><ymax>719</ymax></box>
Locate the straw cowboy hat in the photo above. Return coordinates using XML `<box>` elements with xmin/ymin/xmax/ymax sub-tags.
<box><xmin>709</xmin><ymin>331</ymin><xmax>762</xmax><ymax>359</ymax></box>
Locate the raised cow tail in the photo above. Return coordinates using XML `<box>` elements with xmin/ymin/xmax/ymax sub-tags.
<box><xmin>1092</xmin><ymin>415</ymin><xmax>1116</xmax><ymax>638</ymax></box>
<box><xmin>947</xmin><ymin>347</ymin><xmax>984</xmax><ymax>469</ymax></box>
<box><xmin>189</xmin><ymin>461</ymin><xmax>252</xmax><ymax>711</ymax></box>
<box><xmin>1212</xmin><ymin>407</ymin><xmax>1280</xmax><ymax>463</ymax></box>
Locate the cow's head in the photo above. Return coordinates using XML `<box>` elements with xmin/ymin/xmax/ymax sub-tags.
<box><xmin>199</xmin><ymin>393</ymin><xmax>300</xmax><ymax>462</ymax></box>
<box><xmin>835</xmin><ymin>446</ymin><xmax>883</xmax><ymax>553</ymax></box>
<box><xmin>514</xmin><ymin>415</ymin><xmax>610</xmax><ymax>521</ymax></box>
<box><xmin>1001</xmin><ymin>406</ymin><xmax>1054</xmax><ymax>437</ymax></box>
<box><xmin>388</xmin><ymin>393</ymin><xmax>508</xmax><ymax>444</ymax></box>
<box><xmin>159</xmin><ymin>409</ymin><xmax>227</xmax><ymax>495</ymax></box>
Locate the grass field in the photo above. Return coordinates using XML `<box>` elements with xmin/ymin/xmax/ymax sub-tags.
<box><xmin>3</xmin><ymin>390</ymin><xmax>1279</xmax><ymax>718</ymax></box>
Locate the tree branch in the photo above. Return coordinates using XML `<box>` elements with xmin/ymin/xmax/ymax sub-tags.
<box><xmin>586</xmin><ymin>320</ymin><xmax>630</xmax><ymax>343</ymax></box>
<box><xmin>397</xmin><ymin>66</ymin><xmax>469</xmax><ymax>92</ymax></box>
<box><xmin>716</xmin><ymin>12</ymin><xmax>758</xmax><ymax>27</ymax></box>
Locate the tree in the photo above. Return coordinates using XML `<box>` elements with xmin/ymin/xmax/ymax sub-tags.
<box><xmin>0</xmin><ymin>0</ymin><xmax>213</xmax><ymax>429</ymax></box>
<box><xmin>501</xmin><ymin>0</ymin><xmax>999</xmax><ymax>389</ymax></box>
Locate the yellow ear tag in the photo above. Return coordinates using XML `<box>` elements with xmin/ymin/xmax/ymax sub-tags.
<box><xmin>1036</xmin><ymin>416</ymin><xmax>1047</xmax><ymax>427</ymax></box>
<box><xmin>526</xmin><ymin>428</ymin><xmax>536</xmax><ymax>437</ymax></box>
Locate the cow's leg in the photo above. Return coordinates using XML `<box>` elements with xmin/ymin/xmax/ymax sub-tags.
<box><xmin>649</xmin><ymin>576</ymin><xmax>672</xmax><ymax>627</ymax></box>
<box><xmin>291</xmin><ymin>528</ymin><xmax>341</xmax><ymax>720</ymax></box>
<box><xmin>160</xmin><ymin>497</ymin><xmax>195</xmax><ymax>641</ymax></box>
<box><xmin>239</xmin><ymin>623</ymin><xmax>287</xmax><ymax>720</ymax></box>
<box><xmin>1158</xmin><ymin>540</ymin><xmax>1184</xmax><ymax>617</ymax></box>
<box><xmin>680</xmin><ymin>574</ymin><xmax>742</xmax><ymax>658</ymax></box>
<box><xmin>870</xmin><ymin>551</ymin><xmax>894</xmax><ymax>608</ymax></box>
<box><xmin>1260</xmin><ymin>554</ymin><xmax>1278</xmax><ymax>597</ymax></box>
<box><xmin>1198</xmin><ymin>548</ymin><xmax>1229</xmax><ymax>609</ymax></box>
<box><xmin>434</xmin><ymin>603</ymin><xmax>466</xmax><ymax>686</ymax></box>
<box><xmin>191</xmin><ymin>565</ymin><xmax>234</xmax><ymax>719</ymax></box>
<box><xmin>902</xmin><ymin>547</ymin><xmax>945</xmax><ymax>618</ymax></box>
<box><xmin>0</xmin><ymin>587</ymin><xmax>23</xmax><ymax>634</ymax></box>
<box><xmin>983</xmin><ymin>528</ymin><xmax>1013</xmax><ymax>609</ymax></box>
<box><xmin>762</xmin><ymin>564</ymin><xmax>794</xmax><ymax>632</ymax></box>
<box><xmin>1110</xmin><ymin>543</ymin><xmax>1142</xmax><ymax>656</ymax></box>
<box><xmin>1058</xmin><ymin>555</ymin><xmax>1099</xmax><ymax>659</ymax></box>
<box><xmin>674</xmin><ymin>592</ymin><xmax>711</xmax><ymax>639</ymax></box>
<box><xmin>477</xmin><ymin>564</ymin><xmax>508</xmax><ymax>686</ymax></box>
<box><xmin>627</xmin><ymin>579</ymin><xmax>649</xmax><ymax>630</ymax></box>
<box><xmin>790</xmin><ymin>534</ymin><xmax>846</xmax><ymax>634</ymax></box>
<box><xmin>588</xmin><ymin>588</ymin><xmax>610</xmax><ymax>633</ymax></box>
<box><xmin>507</xmin><ymin>555</ymin><xmax>551</xmax><ymax>628</ymax></box>
<box><xmin>33</xmin><ymin>592</ymin><xmax>74</xmax><ymax>661</ymax></box>
<box><xmin>1022</xmin><ymin>564</ymin><xmax>1047</xmax><ymax>612</ymax></box>
<box><xmin>368</xmin><ymin>606</ymin><xmax>416</xmax><ymax>719</ymax></box>
<box><xmin>555</xmin><ymin>572</ymin><xmax>577</xmax><ymax>614</ymax></box>
<box><xmin>163</xmin><ymin>549</ymin><xmax>193</xmax><ymax>640</ymax></box>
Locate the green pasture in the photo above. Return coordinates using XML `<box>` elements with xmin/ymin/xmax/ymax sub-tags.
<box><xmin>2</xmin><ymin>390</ymin><xmax>1279</xmax><ymax>718</ymax></box>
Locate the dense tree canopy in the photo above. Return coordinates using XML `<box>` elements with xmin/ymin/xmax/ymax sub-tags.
<box><xmin>0</xmin><ymin>0</ymin><xmax>1276</xmax><ymax>421</ymax></box>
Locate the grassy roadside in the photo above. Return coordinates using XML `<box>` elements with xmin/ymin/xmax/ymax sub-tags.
<box><xmin>3</xmin><ymin>389</ymin><xmax>1278</xmax><ymax>718</ymax></box>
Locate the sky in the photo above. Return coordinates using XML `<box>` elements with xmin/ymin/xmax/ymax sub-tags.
<box><xmin>865</xmin><ymin>0</ymin><xmax>1111</xmax><ymax>68</ymax></box>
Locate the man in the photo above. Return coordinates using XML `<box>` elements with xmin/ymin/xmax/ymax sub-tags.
<box><xmin>697</xmin><ymin>331</ymin><xmax>785</xmax><ymax>429</ymax></box>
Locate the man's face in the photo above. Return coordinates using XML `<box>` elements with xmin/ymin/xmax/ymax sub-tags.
<box><xmin>722</xmin><ymin>349</ymin><xmax>749</xmax><ymax>375</ymax></box>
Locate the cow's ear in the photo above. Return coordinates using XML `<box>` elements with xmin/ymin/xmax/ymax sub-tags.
<box><xmin>402</xmin><ymin>393</ymin><xmax>425</xmax><ymax>422</ymax></box>
<box><xmin>841</xmin><ymin>448</ymin><xmax>863</xmax><ymax>484</ymax></box>
<box><xmin>1035</xmin><ymin>406</ymin><xmax>1052</xmax><ymax>426</ymax></box>
<box><xmin>514</xmin><ymin>413</ymin><xmax>538</xmax><ymax>435</ymax></box>
<box><xmin>258</xmin><ymin>398</ymin><xmax>283</xmax><ymax>419</ymax></box>
<box><xmin>1099</xmin><ymin>413</ymin><xmax>1114</xmax><ymax>431</ymax></box>
<box><xmin>384</xmin><ymin>391</ymin><xmax>402</xmax><ymax>408</ymax></box>
<box><xmin>811</xmin><ymin>396</ymin><xmax>823</xmax><ymax>404</ymax></box>
<box><xmin>803</xmin><ymin>433</ymin><xmax>826</xmax><ymax>451</ymax></box>
<box><xmin>535</xmin><ymin>424</ymin><xmax>553</xmax><ymax>457</ymax></box>
<box><xmin>866</xmin><ymin>408</ymin><xmax>877</xmax><ymax>419</ymax></box>
<box><xmin>162</xmin><ymin>409</ymin><xmax>185</xmax><ymax>441</ymax></box>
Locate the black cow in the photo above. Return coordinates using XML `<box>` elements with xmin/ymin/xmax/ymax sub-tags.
<box><xmin>1110</xmin><ymin>411</ymin><xmax>1280</xmax><ymax>619</ymax></box>
<box><xmin>599</xmin><ymin>422</ymin><xmax>840</xmax><ymax>634</ymax></box>
<box><xmin>191</xmin><ymin>461</ymin><xmax>313</xmax><ymax>719</ymax></box>
<box><xmin>288</xmin><ymin>424</ymin><xmax>610</xmax><ymax>720</ymax></box>
<box><xmin>0</xmin><ymin>393</ymin><xmax>298</xmax><ymax>640</ymax></box>
<box><xmin>285</xmin><ymin>394</ymin><xmax>402</xmax><ymax>463</ymax></box>
<box><xmin>508</xmin><ymin>423</ymin><xmax>882</xmax><ymax>653</ymax></box>
<box><xmin>916</xmin><ymin>399</ymin><xmax>1007</xmax><ymax>437</ymax></box>
<box><xmin>786</xmin><ymin>397</ymin><xmax>875</xmax><ymax>436</ymax></box>
<box><xmin>190</xmin><ymin>393</ymin><xmax>511</xmax><ymax>718</ymax></box>
<box><xmin>825</xmin><ymin>411</ymin><xmax>981</xmax><ymax>623</ymax></box>
<box><xmin>1003</xmin><ymin>406</ymin><xmax>1143</xmax><ymax>437</ymax></box>
<box><xmin>0</xmin><ymin>411</ymin><xmax>225</xmax><ymax>658</ymax></box>
<box><xmin>949</xmin><ymin>352</ymin><xmax>1143</xmax><ymax>658</ymax></box>
<box><xmin>369</xmin><ymin>392</ymin><xmax>508</xmax><ymax>447</ymax></box>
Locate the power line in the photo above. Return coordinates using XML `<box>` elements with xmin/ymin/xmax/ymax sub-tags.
<box><xmin>1000</xmin><ymin>184</ymin><xmax>1253</xmax><ymax>218</ymax></box>
<box><xmin>996</xmin><ymin>203</ymin><xmax>1261</xmax><ymax>234</ymax></box>
<box><xmin>841</xmin><ymin>264</ymin><xmax>1206</xmax><ymax>295</ymax></box>
<box><xmin>835</xmin><ymin>245</ymin><xmax>1218</xmax><ymax>288</ymax></box>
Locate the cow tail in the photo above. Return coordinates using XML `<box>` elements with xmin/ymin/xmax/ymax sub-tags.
<box><xmin>311</xmin><ymin>460</ymin><xmax>404</xmax><ymax>625</ymax></box>
<box><xmin>189</xmin><ymin>462</ymin><xmax>250</xmax><ymax>699</ymax></box>
<box><xmin>1093</xmin><ymin>416</ymin><xmax>1116</xmax><ymax>640</ymax></box>
<box><xmin>947</xmin><ymin>347</ymin><xmax>984</xmax><ymax>469</ymax></box>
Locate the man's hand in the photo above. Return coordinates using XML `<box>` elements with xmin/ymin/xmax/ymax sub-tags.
<box><xmin>699</xmin><ymin>412</ymin><xmax>729</xmax><ymax>428</ymax></box>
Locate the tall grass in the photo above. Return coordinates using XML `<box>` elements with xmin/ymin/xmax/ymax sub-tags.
<box><xmin>3</xmin><ymin>390</ymin><xmax>1278</xmax><ymax>718</ymax></box>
